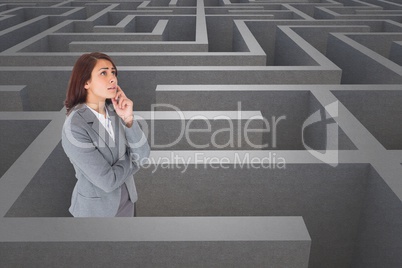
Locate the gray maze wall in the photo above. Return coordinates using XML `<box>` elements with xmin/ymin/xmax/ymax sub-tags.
<box><xmin>0</xmin><ymin>0</ymin><xmax>402</xmax><ymax>267</ymax></box>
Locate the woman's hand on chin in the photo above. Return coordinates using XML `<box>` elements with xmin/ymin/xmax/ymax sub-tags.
<box><xmin>111</xmin><ymin>86</ymin><xmax>134</xmax><ymax>127</ymax></box>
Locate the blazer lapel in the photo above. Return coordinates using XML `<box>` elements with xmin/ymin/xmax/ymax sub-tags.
<box><xmin>77</xmin><ymin>104</ymin><xmax>115</xmax><ymax>161</ymax></box>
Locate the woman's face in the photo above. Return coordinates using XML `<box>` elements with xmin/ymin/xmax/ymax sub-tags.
<box><xmin>85</xmin><ymin>59</ymin><xmax>118</xmax><ymax>103</ymax></box>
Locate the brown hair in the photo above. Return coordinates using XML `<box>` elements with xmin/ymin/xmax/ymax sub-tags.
<box><xmin>64</xmin><ymin>52</ymin><xmax>117</xmax><ymax>114</ymax></box>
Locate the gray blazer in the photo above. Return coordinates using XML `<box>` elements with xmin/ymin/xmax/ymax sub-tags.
<box><xmin>61</xmin><ymin>103</ymin><xmax>150</xmax><ymax>217</ymax></box>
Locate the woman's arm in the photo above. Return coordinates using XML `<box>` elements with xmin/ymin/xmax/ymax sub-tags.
<box><xmin>112</xmin><ymin>86</ymin><xmax>150</xmax><ymax>167</ymax></box>
<box><xmin>62</xmin><ymin>120</ymin><xmax>139</xmax><ymax>193</ymax></box>
<box><xmin>124</xmin><ymin>119</ymin><xmax>150</xmax><ymax>166</ymax></box>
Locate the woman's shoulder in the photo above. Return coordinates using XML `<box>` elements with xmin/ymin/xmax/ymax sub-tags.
<box><xmin>63</xmin><ymin>104</ymin><xmax>90</xmax><ymax>129</ymax></box>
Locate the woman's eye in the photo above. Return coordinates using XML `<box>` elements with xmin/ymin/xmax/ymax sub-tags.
<box><xmin>111</xmin><ymin>71</ymin><xmax>116</xmax><ymax>75</ymax></box>
<box><xmin>100</xmin><ymin>71</ymin><xmax>106</xmax><ymax>76</ymax></box>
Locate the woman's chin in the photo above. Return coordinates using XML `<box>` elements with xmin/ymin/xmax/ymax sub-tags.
<box><xmin>107</xmin><ymin>91</ymin><xmax>117</xmax><ymax>98</ymax></box>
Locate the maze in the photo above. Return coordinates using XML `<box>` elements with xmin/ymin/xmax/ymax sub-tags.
<box><xmin>1</xmin><ymin>0</ymin><xmax>402</xmax><ymax>267</ymax></box>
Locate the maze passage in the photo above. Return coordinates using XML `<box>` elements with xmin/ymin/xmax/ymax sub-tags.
<box><xmin>0</xmin><ymin>1</ymin><xmax>402</xmax><ymax>268</ymax></box>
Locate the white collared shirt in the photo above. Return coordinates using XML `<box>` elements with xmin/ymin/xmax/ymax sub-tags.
<box><xmin>86</xmin><ymin>104</ymin><xmax>115</xmax><ymax>142</ymax></box>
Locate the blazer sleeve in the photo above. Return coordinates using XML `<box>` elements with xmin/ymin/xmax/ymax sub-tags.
<box><xmin>62</xmin><ymin>119</ymin><xmax>139</xmax><ymax>193</ymax></box>
<box><xmin>124</xmin><ymin>119</ymin><xmax>151</xmax><ymax>167</ymax></box>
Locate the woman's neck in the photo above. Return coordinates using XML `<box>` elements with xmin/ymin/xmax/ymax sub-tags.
<box><xmin>86</xmin><ymin>101</ymin><xmax>106</xmax><ymax>117</ymax></box>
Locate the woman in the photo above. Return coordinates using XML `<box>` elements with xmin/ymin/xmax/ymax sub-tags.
<box><xmin>62</xmin><ymin>52</ymin><xmax>150</xmax><ymax>217</ymax></box>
